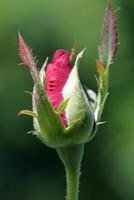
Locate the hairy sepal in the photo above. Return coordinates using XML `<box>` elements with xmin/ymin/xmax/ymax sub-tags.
<box><xmin>95</xmin><ymin>1</ymin><xmax>119</xmax><ymax>123</ymax></box>
<box><xmin>98</xmin><ymin>1</ymin><xmax>118</xmax><ymax>68</ymax></box>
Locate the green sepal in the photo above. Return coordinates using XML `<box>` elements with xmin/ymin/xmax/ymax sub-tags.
<box><xmin>18</xmin><ymin>109</ymin><xmax>37</xmax><ymax>118</ymax></box>
<box><xmin>66</xmin><ymin>118</ymin><xmax>81</xmax><ymax>133</ymax></box>
<box><xmin>25</xmin><ymin>91</ymin><xmax>33</xmax><ymax>96</ymax></box>
<box><xmin>62</xmin><ymin>49</ymin><xmax>95</xmax><ymax>143</ymax></box>
<box><xmin>39</xmin><ymin>57</ymin><xmax>48</xmax><ymax>86</ymax></box>
<box><xmin>63</xmin><ymin>49</ymin><xmax>87</xmax><ymax>124</ymax></box>
<box><xmin>41</xmin><ymin>74</ymin><xmax>46</xmax><ymax>87</ymax></box>
<box><xmin>57</xmin><ymin>97</ymin><xmax>70</xmax><ymax>114</ymax></box>
<box><xmin>95</xmin><ymin>68</ymin><xmax>109</xmax><ymax>122</ymax></box>
<box><xmin>33</xmin><ymin>87</ymin><xmax>66</xmax><ymax>147</ymax></box>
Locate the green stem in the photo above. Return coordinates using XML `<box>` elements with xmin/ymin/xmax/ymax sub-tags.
<box><xmin>65</xmin><ymin>163</ymin><xmax>81</xmax><ymax>200</ymax></box>
<box><xmin>57</xmin><ymin>144</ymin><xmax>84</xmax><ymax>200</ymax></box>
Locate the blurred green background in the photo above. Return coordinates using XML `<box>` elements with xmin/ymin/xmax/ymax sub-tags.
<box><xmin>0</xmin><ymin>0</ymin><xmax>134</xmax><ymax>199</ymax></box>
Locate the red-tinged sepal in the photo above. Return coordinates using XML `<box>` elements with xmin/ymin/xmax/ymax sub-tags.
<box><xmin>18</xmin><ymin>32</ymin><xmax>36</xmax><ymax>69</ymax></box>
<box><xmin>98</xmin><ymin>0</ymin><xmax>119</xmax><ymax>68</ymax></box>
<box><xmin>94</xmin><ymin>1</ymin><xmax>119</xmax><ymax>124</ymax></box>
<box><xmin>18</xmin><ymin>32</ymin><xmax>41</xmax><ymax>87</ymax></box>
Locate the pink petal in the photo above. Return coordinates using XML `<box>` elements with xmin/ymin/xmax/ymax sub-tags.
<box><xmin>45</xmin><ymin>49</ymin><xmax>71</xmax><ymax>126</ymax></box>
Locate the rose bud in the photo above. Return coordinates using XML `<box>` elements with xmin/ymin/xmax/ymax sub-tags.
<box><xmin>18</xmin><ymin>34</ymin><xmax>95</xmax><ymax>148</ymax></box>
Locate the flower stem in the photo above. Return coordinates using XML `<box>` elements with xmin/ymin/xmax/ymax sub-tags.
<box><xmin>57</xmin><ymin>144</ymin><xmax>84</xmax><ymax>200</ymax></box>
<box><xmin>65</xmin><ymin>163</ymin><xmax>81</xmax><ymax>200</ymax></box>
